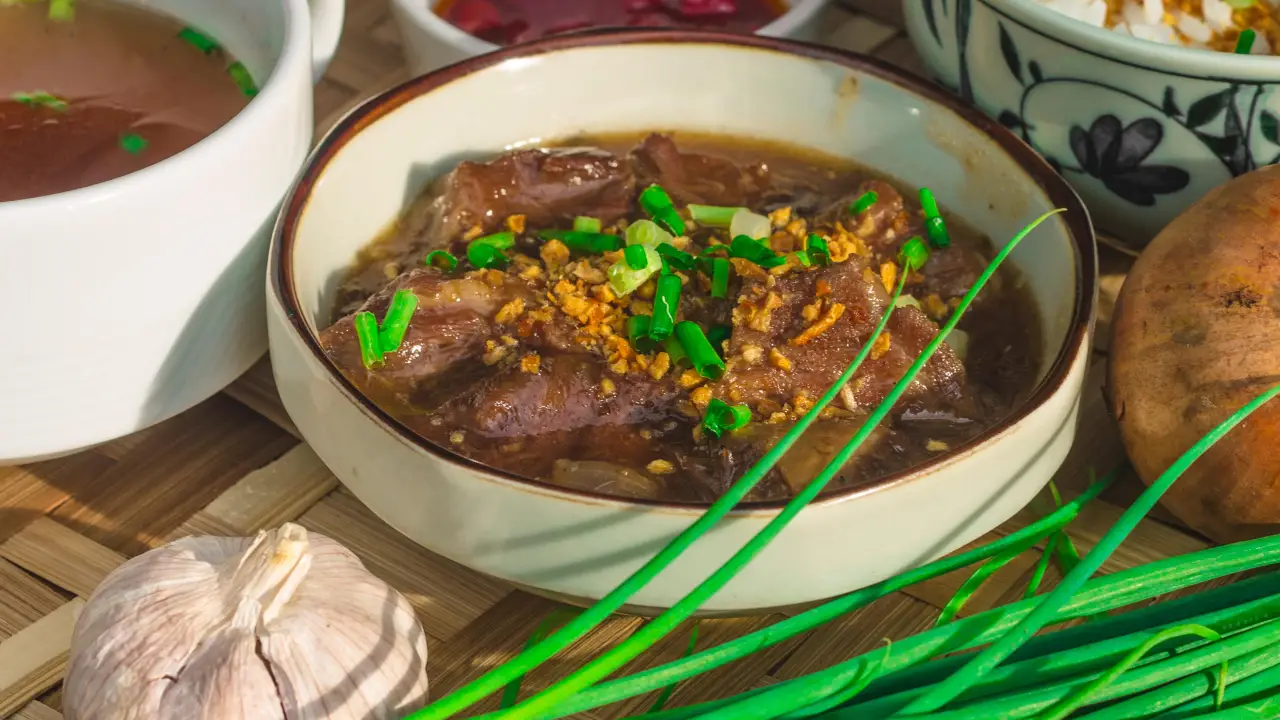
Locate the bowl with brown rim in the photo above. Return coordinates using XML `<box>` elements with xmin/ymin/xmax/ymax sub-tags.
<box><xmin>267</xmin><ymin>29</ymin><xmax>1097</xmax><ymax>614</ymax></box>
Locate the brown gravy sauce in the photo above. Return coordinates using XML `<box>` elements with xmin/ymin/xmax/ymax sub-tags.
<box><xmin>0</xmin><ymin>0</ymin><xmax>250</xmax><ymax>201</ymax></box>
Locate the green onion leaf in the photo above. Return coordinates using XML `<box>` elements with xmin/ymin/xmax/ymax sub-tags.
<box><xmin>467</xmin><ymin>231</ymin><xmax>515</xmax><ymax>269</ymax></box>
<box><xmin>899</xmin><ymin>236</ymin><xmax>931</xmax><ymax>273</ymax></box>
<box><xmin>47</xmin><ymin>0</ymin><xmax>73</xmax><ymax>21</ymax></box>
<box><xmin>639</xmin><ymin>184</ymin><xmax>686</xmax><ymax>236</ymax></box>
<box><xmin>663</xmin><ymin>336</ymin><xmax>691</xmax><ymax>368</ymax></box>
<box><xmin>649</xmin><ymin>273</ymin><xmax>682</xmax><ymax>341</ymax></box>
<box><xmin>424</xmin><ymin>250</ymin><xmax>458</xmax><ymax>272</ymax></box>
<box><xmin>701</xmin><ymin>398</ymin><xmax>752</xmax><ymax>438</ymax></box>
<box><xmin>794</xmin><ymin>250</ymin><xmax>812</xmax><ymax>267</ymax></box>
<box><xmin>467</xmin><ymin>243</ymin><xmax>507</xmax><ymax>270</ymax></box>
<box><xmin>573</xmin><ymin>216</ymin><xmax>602</xmax><ymax>233</ymax></box>
<box><xmin>806</xmin><ymin>234</ymin><xmax>831</xmax><ymax>266</ymax></box>
<box><xmin>729</xmin><ymin>235</ymin><xmax>786</xmax><ymax>268</ymax></box>
<box><xmin>675</xmin><ymin>322</ymin><xmax>726</xmax><ymax>380</ymax></box>
<box><xmin>1021</xmin><ymin>535</ymin><xmax>1056</xmax><ymax>600</ymax></box>
<box><xmin>626</xmin><ymin>218</ymin><xmax>675</xmax><ymax>248</ymax></box>
<box><xmin>934</xmin><ymin>546</ymin><xmax>1025</xmax><ymax>627</ymax></box>
<box><xmin>688</xmin><ymin>204</ymin><xmax>743</xmax><ymax>228</ymax></box>
<box><xmin>1236</xmin><ymin>28</ymin><xmax>1257</xmax><ymax>54</ymax></box>
<box><xmin>926</xmin><ymin>216</ymin><xmax>950</xmax><ymax>248</ymax></box>
<box><xmin>849</xmin><ymin>190</ymin><xmax>879</xmax><ymax>215</ymax></box>
<box><xmin>178</xmin><ymin>26</ymin><xmax>221</xmax><ymax>54</ymax></box>
<box><xmin>227</xmin><ymin>61</ymin><xmax>259</xmax><ymax>98</ymax></box>
<box><xmin>500</xmin><ymin>608</ymin><xmax>579</xmax><ymax>709</ymax></box>
<box><xmin>707</xmin><ymin>324</ymin><xmax>731</xmax><ymax>356</ymax></box>
<box><xmin>353</xmin><ymin>311</ymin><xmax>383</xmax><ymax>369</ymax></box>
<box><xmin>607</xmin><ymin>244</ymin><xmax>662</xmax><ymax>296</ymax></box>
<box><xmin>13</xmin><ymin>91</ymin><xmax>68</xmax><ymax>112</ymax></box>
<box><xmin>376</xmin><ymin>289</ymin><xmax>418</xmax><ymax>354</ymax></box>
<box><xmin>624</xmin><ymin>244</ymin><xmax>649</xmax><ymax>270</ymax></box>
<box><xmin>647</xmin><ymin>623</ymin><xmax>700</xmax><ymax>713</ymax></box>
<box><xmin>537</xmin><ymin>229</ymin><xmax>622</xmax><ymax>253</ymax></box>
<box><xmin>655</xmin><ymin>244</ymin><xmax>697</xmax><ymax>272</ymax></box>
<box><xmin>119</xmin><ymin>133</ymin><xmax>148</xmax><ymax>155</ymax></box>
<box><xmin>710</xmin><ymin>257</ymin><xmax>731</xmax><ymax>299</ymax></box>
<box><xmin>920</xmin><ymin>187</ymin><xmax>941</xmax><ymax>218</ymax></box>
<box><xmin>627</xmin><ymin>315</ymin><xmax>660</xmax><ymax>354</ymax></box>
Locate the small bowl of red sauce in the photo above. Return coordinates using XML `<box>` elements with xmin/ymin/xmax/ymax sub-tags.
<box><xmin>390</xmin><ymin>0</ymin><xmax>831</xmax><ymax>74</ymax></box>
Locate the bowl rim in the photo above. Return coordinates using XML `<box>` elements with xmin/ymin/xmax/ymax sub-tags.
<box><xmin>271</xmin><ymin>27</ymin><xmax>1098</xmax><ymax>515</ymax></box>
<box><xmin>983</xmin><ymin>0</ymin><xmax>1280</xmax><ymax>78</ymax></box>
<box><xmin>389</xmin><ymin>0</ymin><xmax>832</xmax><ymax>58</ymax></box>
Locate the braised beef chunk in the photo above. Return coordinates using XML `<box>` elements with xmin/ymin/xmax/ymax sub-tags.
<box><xmin>631</xmin><ymin>133</ymin><xmax>771</xmax><ymax>206</ymax></box>
<box><xmin>719</xmin><ymin>256</ymin><xmax>967</xmax><ymax>418</ymax></box>
<box><xmin>323</xmin><ymin>133</ymin><xmax>1042</xmax><ymax>503</ymax></box>
<box><xmin>412</xmin><ymin>147</ymin><xmax>636</xmax><ymax>246</ymax></box>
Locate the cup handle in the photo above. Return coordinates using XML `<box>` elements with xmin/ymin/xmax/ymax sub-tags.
<box><xmin>309</xmin><ymin>0</ymin><xmax>345</xmax><ymax>84</ymax></box>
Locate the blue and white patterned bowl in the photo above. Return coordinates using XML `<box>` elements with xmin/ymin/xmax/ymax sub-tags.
<box><xmin>904</xmin><ymin>0</ymin><xmax>1280</xmax><ymax>253</ymax></box>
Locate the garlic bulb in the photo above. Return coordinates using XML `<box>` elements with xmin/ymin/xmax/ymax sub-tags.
<box><xmin>65</xmin><ymin>523</ymin><xmax>429</xmax><ymax>720</ymax></box>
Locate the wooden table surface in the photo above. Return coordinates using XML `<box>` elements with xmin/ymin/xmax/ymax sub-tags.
<box><xmin>0</xmin><ymin>2</ymin><xmax>1199</xmax><ymax>718</ymax></box>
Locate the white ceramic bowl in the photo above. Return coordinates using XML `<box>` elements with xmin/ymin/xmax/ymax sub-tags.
<box><xmin>389</xmin><ymin>0</ymin><xmax>831</xmax><ymax>75</ymax></box>
<box><xmin>268</xmin><ymin>30</ymin><xmax>1098</xmax><ymax>613</ymax></box>
<box><xmin>0</xmin><ymin>0</ymin><xmax>343</xmax><ymax>464</ymax></box>
<box><xmin>904</xmin><ymin>0</ymin><xmax>1280</xmax><ymax>253</ymax></box>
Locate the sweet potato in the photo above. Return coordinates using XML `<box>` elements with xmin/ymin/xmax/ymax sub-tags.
<box><xmin>1108</xmin><ymin>165</ymin><xmax>1280</xmax><ymax>543</ymax></box>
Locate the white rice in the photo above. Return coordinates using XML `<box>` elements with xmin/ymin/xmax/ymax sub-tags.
<box><xmin>1036</xmin><ymin>0</ymin><xmax>1271</xmax><ymax>54</ymax></box>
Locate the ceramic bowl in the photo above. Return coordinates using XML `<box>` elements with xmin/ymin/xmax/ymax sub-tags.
<box><xmin>0</xmin><ymin>0</ymin><xmax>343</xmax><ymax>464</ymax></box>
<box><xmin>268</xmin><ymin>29</ymin><xmax>1097</xmax><ymax>614</ymax></box>
<box><xmin>904</xmin><ymin>0</ymin><xmax>1280</xmax><ymax>253</ymax></box>
<box><xmin>388</xmin><ymin>0</ymin><xmax>832</xmax><ymax>75</ymax></box>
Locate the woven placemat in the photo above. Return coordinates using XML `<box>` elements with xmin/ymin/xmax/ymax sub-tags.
<box><xmin>0</xmin><ymin>2</ymin><xmax>1207</xmax><ymax>717</ymax></box>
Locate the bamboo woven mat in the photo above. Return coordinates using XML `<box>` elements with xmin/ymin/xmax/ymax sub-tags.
<box><xmin>0</xmin><ymin>2</ymin><xmax>1219</xmax><ymax>718</ymax></box>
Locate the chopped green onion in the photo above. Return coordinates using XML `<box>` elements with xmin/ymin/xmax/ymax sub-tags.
<box><xmin>663</xmin><ymin>336</ymin><xmax>691</xmax><ymax>368</ymax></box>
<box><xmin>794</xmin><ymin>250</ymin><xmax>812</xmax><ymax>267</ymax></box>
<box><xmin>1236</xmin><ymin>28</ymin><xmax>1257</xmax><ymax>54</ymax></box>
<box><xmin>377</xmin><ymin>289</ymin><xmax>418</xmax><ymax>354</ymax></box>
<box><xmin>729</xmin><ymin>209</ymin><xmax>772</xmax><ymax>242</ymax></box>
<box><xmin>649</xmin><ymin>273</ymin><xmax>682</xmax><ymax>340</ymax></box>
<box><xmin>701</xmin><ymin>398</ymin><xmax>751</xmax><ymax>438</ymax></box>
<box><xmin>707</xmin><ymin>325</ymin><xmax>731</xmax><ymax>355</ymax></box>
<box><xmin>920</xmin><ymin>187</ymin><xmax>941</xmax><ymax>218</ymax></box>
<box><xmin>624</xmin><ymin>244</ymin><xmax>649</xmax><ymax>270</ymax></box>
<box><xmin>468</xmin><ymin>231</ymin><xmax>515</xmax><ymax>268</ymax></box>
<box><xmin>538</xmin><ymin>229</ymin><xmax>622</xmax><ymax>253</ymax></box>
<box><xmin>925</xmin><ymin>216</ymin><xmax>950</xmax><ymax>248</ymax></box>
<box><xmin>639</xmin><ymin>185</ymin><xmax>686</xmax><ymax>236</ymax></box>
<box><xmin>806</xmin><ymin>234</ymin><xmax>831</xmax><ymax>265</ymax></box>
<box><xmin>119</xmin><ymin>133</ymin><xmax>148</xmax><ymax>155</ymax></box>
<box><xmin>675</xmin><ymin>321</ymin><xmax>726</xmax><ymax>380</ymax></box>
<box><xmin>626</xmin><ymin>219</ymin><xmax>675</xmax><ymax>247</ymax></box>
<box><xmin>467</xmin><ymin>242</ymin><xmax>509</xmax><ymax>270</ymax></box>
<box><xmin>656</xmin><ymin>244</ymin><xmax>697</xmax><ymax>272</ymax></box>
<box><xmin>353</xmin><ymin>311</ymin><xmax>383</xmax><ymax>369</ymax></box>
<box><xmin>573</xmin><ymin>216</ymin><xmax>602</xmax><ymax>233</ymax></box>
<box><xmin>424</xmin><ymin>250</ymin><xmax>458</xmax><ymax>272</ymax></box>
<box><xmin>227</xmin><ymin>61</ymin><xmax>259</xmax><ymax>98</ymax></box>
<box><xmin>710</xmin><ymin>257</ymin><xmax>730</xmax><ymax>298</ymax></box>
<box><xmin>47</xmin><ymin>0</ymin><xmax>73</xmax><ymax>21</ymax></box>
<box><xmin>627</xmin><ymin>314</ymin><xmax>660</xmax><ymax>354</ymax></box>
<box><xmin>13</xmin><ymin>91</ymin><xmax>68</xmax><ymax>112</ymax></box>
<box><xmin>849</xmin><ymin>190</ymin><xmax>879</xmax><ymax>215</ymax></box>
<box><xmin>919</xmin><ymin>188</ymin><xmax>951</xmax><ymax>248</ymax></box>
<box><xmin>729</xmin><ymin>235</ymin><xmax>786</xmax><ymax>268</ymax></box>
<box><xmin>178</xmin><ymin>26</ymin><xmax>221</xmax><ymax>54</ymax></box>
<box><xmin>607</xmin><ymin>244</ymin><xmax>662</xmax><ymax>296</ymax></box>
<box><xmin>688</xmin><ymin>204</ymin><xmax>743</xmax><ymax>228</ymax></box>
<box><xmin>899</xmin><ymin>236</ymin><xmax>931</xmax><ymax>273</ymax></box>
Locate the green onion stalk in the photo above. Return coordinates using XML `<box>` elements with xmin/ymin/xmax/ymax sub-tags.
<box><xmin>403</xmin><ymin>209</ymin><xmax>1064</xmax><ymax>720</ymax></box>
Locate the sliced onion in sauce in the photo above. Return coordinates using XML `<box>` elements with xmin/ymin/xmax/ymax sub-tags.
<box><xmin>728</xmin><ymin>209</ymin><xmax>771</xmax><ymax>241</ymax></box>
<box><xmin>551</xmin><ymin>459</ymin><xmax>665</xmax><ymax>500</ymax></box>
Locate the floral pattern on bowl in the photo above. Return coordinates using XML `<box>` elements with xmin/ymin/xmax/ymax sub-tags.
<box><xmin>905</xmin><ymin>0</ymin><xmax>1280</xmax><ymax>253</ymax></box>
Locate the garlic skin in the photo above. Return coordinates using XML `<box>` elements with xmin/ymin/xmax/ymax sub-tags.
<box><xmin>65</xmin><ymin>523</ymin><xmax>429</xmax><ymax>720</ymax></box>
